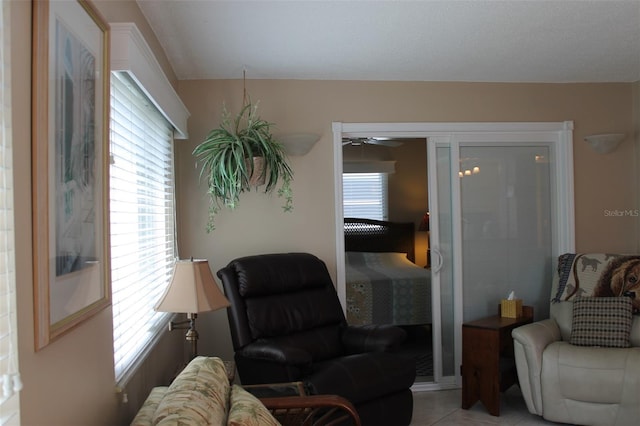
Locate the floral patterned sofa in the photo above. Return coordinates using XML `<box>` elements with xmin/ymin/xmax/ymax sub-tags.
<box><xmin>131</xmin><ymin>356</ymin><xmax>360</xmax><ymax>426</ymax></box>
<box><xmin>131</xmin><ymin>356</ymin><xmax>280</xmax><ymax>426</ymax></box>
<box><xmin>512</xmin><ymin>253</ymin><xmax>640</xmax><ymax>426</ymax></box>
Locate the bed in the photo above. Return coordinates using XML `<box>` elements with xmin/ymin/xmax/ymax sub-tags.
<box><xmin>344</xmin><ymin>218</ymin><xmax>432</xmax><ymax>326</ymax></box>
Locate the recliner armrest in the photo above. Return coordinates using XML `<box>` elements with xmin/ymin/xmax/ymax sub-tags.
<box><xmin>240</xmin><ymin>342</ymin><xmax>313</xmax><ymax>366</ymax></box>
<box><xmin>511</xmin><ymin>319</ymin><xmax>561</xmax><ymax>416</ymax></box>
<box><xmin>341</xmin><ymin>324</ymin><xmax>407</xmax><ymax>354</ymax></box>
<box><xmin>512</xmin><ymin>318</ymin><xmax>561</xmax><ymax>353</ymax></box>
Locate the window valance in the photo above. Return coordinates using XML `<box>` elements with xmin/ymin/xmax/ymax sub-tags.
<box><xmin>110</xmin><ymin>23</ymin><xmax>189</xmax><ymax>139</ymax></box>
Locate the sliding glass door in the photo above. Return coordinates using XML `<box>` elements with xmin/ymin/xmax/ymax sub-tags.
<box><xmin>459</xmin><ymin>144</ymin><xmax>553</xmax><ymax>322</ymax></box>
<box><xmin>334</xmin><ymin>121</ymin><xmax>575</xmax><ymax>390</ymax></box>
<box><xmin>427</xmin><ymin>139</ymin><xmax>457</xmax><ymax>385</ymax></box>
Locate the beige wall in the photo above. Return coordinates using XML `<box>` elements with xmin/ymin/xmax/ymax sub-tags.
<box><xmin>387</xmin><ymin>141</ymin><xmax>429</xmax><ymax>266</ymax></box>
<box><xmin>12</xmin><ymin>0</ymin><xmax>639</xmax><ymax>424</ymax></box>
<box><xmin>634</xmin><ymin>80</ymin><xmax>640</xmax><ymax>250</ymax></box>
<box><xmin>13</xmin><ymin>1</ymin><xmax>183</xmax><ymax>425</ymax></box>
<box><xmin>177</xmin><ymin>79</ymin><xmax>638</xmax><ymax>357</ymax></box>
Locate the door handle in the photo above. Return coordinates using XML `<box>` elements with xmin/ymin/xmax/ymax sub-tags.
<box><xmin>432</xmin><ymin>248</ymin><xmax>444</xmax><ymax>273</ymax></box>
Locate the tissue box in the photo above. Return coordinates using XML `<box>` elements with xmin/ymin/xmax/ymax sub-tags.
<box><xmin>501</xmin><ymin>299</ymin><xmax>523</xmax><ymax>318</ymax></box>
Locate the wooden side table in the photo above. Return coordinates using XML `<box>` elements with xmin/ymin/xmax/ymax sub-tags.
<box><xmin>461</xmin><ymin>306</ymin><xmax>533</xmax><ymax>416</ymax></box>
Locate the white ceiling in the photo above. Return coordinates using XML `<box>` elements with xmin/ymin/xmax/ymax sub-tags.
<box><xmin>137</xmin><ymin>0</ymin><xmax>640</xmax><ymax>83</ymax></box>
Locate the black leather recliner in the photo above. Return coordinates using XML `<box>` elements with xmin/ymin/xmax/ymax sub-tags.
<box><xmin>217</xmin><ymin>252</ymin><xmax>416</xmax><ymax>426</ymax></box>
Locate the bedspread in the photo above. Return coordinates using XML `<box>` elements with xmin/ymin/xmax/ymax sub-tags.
<box><xmin>345</xmin><ymin>251</ymin><xmax>431</xmax><ymax>326</ymax></box>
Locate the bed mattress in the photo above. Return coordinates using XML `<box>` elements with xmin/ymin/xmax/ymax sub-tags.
<box><xmin>345</xmin><ymin>251</ymin><xmax>432</xmax><ymax>326</ymax></box>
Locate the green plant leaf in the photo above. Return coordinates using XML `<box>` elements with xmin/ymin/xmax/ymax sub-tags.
<box><xmin>193</xmin><ymin>98</ymin><xmax>294</xmax><ymax>232</ymax></box>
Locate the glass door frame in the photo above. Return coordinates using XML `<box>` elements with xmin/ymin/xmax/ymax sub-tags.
<box><xmin>332</xmin><ymin>121</ymin><xmax>576</xmax><ymax>391</ymax></box>
<box><xmin>427</xmin><ymin>137</ymin><xmax>458</xmax><ymax>389</ymax></box>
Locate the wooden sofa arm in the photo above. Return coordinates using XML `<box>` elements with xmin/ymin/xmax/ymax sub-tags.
<box><xmin>259</xmin><ymin>394</ymin><xmax>361</xmax><ymax>426</ymax></box>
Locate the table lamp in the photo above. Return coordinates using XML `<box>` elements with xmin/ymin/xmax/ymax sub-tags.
<box><xmin>155</xmin><ymin>258</ymin><xmax>230</xmax><ymax>359</ymax></box>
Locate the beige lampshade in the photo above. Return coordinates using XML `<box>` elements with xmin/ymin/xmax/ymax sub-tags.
<box><xmin>155</xmin><ymin>259</ymin><xmax>230</xmax><ymax>314</ymax></box>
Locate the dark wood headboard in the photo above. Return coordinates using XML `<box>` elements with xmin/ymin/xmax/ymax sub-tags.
<box><xmin>344</xmin><ymin>218</ymin><xmax>416</xmax><ymax>262</ymax></box>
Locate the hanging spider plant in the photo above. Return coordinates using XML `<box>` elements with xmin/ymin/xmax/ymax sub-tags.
<box><xmin>193</xmin><ymin>100</ymin><xmax>293</xmax><ymax>232</ymax></box>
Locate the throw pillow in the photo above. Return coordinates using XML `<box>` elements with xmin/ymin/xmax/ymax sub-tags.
<box><xmin>570</xmin><ymin>296</ymin><xmax>633</xmax><ymax>348</ymax></box>
<box><xmin>154</xmin><ymin>357</ymin><xmax>230</xmax><ymax>426</ymax></box>
<box><xmin>227</xmin><ymin>384</ymin><xmax>282</xmax><ymax>426</ymax></box>
<box><xmin>552</xmin><ymin>253</ymin><xmax>640</xmax><ymax>311</ymax></box>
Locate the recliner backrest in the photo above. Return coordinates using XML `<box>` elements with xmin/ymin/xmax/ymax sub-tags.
<box><xmin>218</xmin><ymin>253</ymin><xmax>348</xmax><ymax>360</ymax></box>
<box><xmin>549</xmin><ymin>253</ymin><xmax>640</xmax><ymax>346</ymax></box>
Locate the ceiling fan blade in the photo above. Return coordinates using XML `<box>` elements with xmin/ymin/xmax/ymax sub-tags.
<box><xmin>366</xmin><ymin>138</ymin><xmax>404</xmax><ymax>147</ymax></box>
<box><xmin>342</xmin><ymin>137</ymin><xmax>403</xmax><ymax>147</ymax></box>
<box><xmin>342</xmin><ymin>138</ymin><xmax>365</xmax><ymax>146</ymax></box>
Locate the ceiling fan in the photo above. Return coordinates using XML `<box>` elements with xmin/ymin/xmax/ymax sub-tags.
<box><xmin>342</xmin><ymin>137</ymin><xmax>404</xmax><ymax>148</ymax></box>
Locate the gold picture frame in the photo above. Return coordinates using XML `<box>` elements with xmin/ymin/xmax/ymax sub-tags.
<box><xmin>32</xmin><ymin>0</ymin><xmax>110</xmax><ymax>350</ymax></box>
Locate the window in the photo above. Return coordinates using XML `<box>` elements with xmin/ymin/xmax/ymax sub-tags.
<box><xmin>342</xmin><ymin>173</ymin><xmax>388</xmax><ymax>220</ymax></box>
<box><xmin>110</xmin><ymin>72</ymin><xmax>176</xmax><ymax>384</ymax></box>
<box><xmin>0</xmin><ymin>1</ymin><xmax>22</xmax><ymax>424</ymax></box>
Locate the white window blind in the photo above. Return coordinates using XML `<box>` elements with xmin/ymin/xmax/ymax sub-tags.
<box><xmin>110</xmin><ymin>72</ymin><xmax>176</xmax><ymax>384</ymax></box>
<box><xmin>342</xmin><ymin>173</ymin><xmax>388</xmax><ymax>220</ymax></box>
<box><xmin>0</xmin><ymin>1</ymin><xmax>22</xmax><ymax>423</ymax></box>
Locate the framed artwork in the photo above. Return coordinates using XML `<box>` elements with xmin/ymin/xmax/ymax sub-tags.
<box><xmin>32</xmin><ymin>0</ymin><xmax>110</xmax><ymax>350</ymax></box>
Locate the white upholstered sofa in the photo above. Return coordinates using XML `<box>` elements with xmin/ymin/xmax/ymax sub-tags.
<box><xmin>512</xmin><ymin>253</ymin><xmax>640</xmax><ymax>426</ymax></box>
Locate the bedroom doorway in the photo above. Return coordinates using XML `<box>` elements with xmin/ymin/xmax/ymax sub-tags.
<box><xmin>333</xmin><ymin>121</ymin><xmax>575</xmax><ymax>392</ymax></box>
<box><xmin>340</xmin><ymin>133</ymin><xmax>441</xmax><ymax>387</ymax></box>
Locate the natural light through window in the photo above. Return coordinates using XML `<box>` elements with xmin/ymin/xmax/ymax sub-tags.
<box><xmin>342</xmin><ymin>172</ymin><xmax>388</xmax><ymax>220</ymax></box>
<box><xmin>110</xmin><ymin>72</ymin><xmax>176</xmax><ymax>384</ymax></box>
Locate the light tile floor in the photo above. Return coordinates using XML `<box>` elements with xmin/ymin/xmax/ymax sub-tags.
<box><xmin>411</xmin><ymin>386</ymin><xmax>565</xmax><ymax>425</ymax></box>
